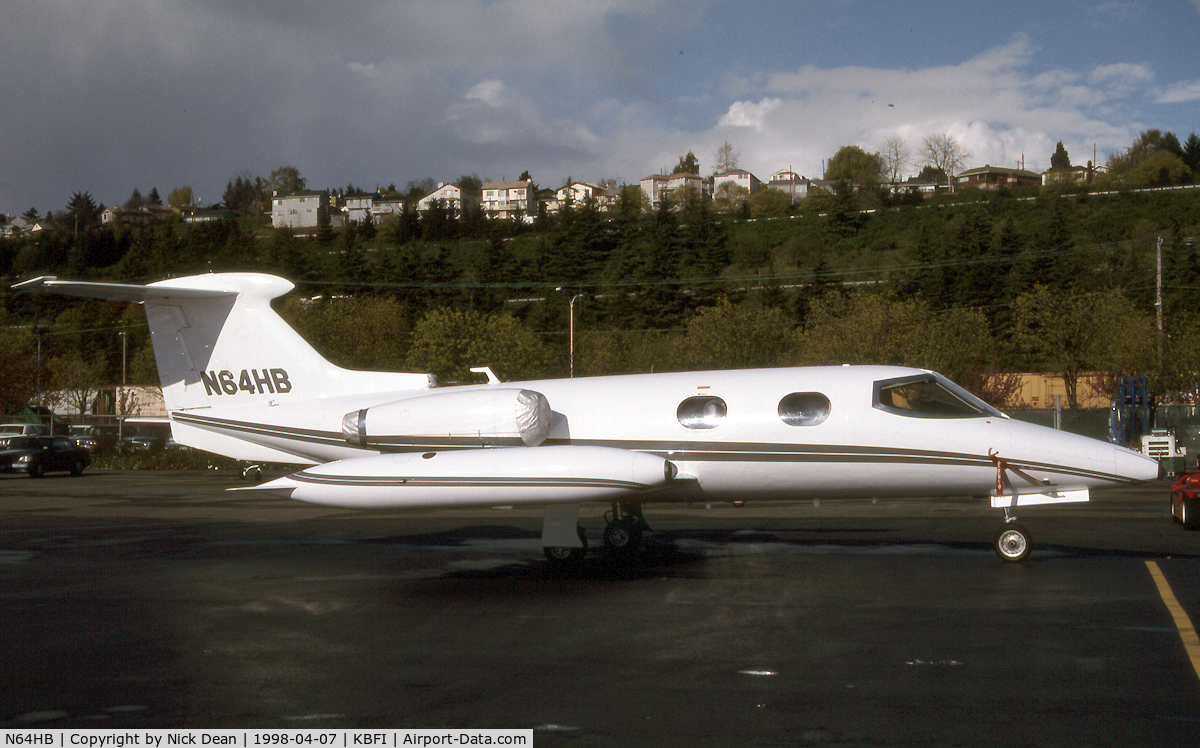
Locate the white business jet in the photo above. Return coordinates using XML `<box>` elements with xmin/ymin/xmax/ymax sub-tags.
<box><xmin>15</xmin><ymin>272</ymin><xmax>1159</xmax><ymax>563</ymax></box>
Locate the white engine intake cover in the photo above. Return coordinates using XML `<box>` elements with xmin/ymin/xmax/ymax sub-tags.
<box><xmin>343</xmin><ymin>388</ymin><xmax>552</xmax><ymax>448</ymax></box>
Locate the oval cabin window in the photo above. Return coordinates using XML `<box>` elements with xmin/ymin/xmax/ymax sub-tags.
<box><xmin>778</xmin><ymin>392</ymin><xmax>831</xmax><ymax>426</ymax></box>
<box><xmin>677</xmin><ymin>396</ymin><xmax>727</xmax><ymax>430</ymax></box>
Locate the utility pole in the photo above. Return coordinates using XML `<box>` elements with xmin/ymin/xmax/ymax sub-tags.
<box><xmin>119</xmin><ymin>331</ymin><xmax>127</xmax><ymax>386</ymax></box>
<box><xmin>118</xmin><ymin>331</ymin><xmax>127</xmax><ymax>440</ymax></box>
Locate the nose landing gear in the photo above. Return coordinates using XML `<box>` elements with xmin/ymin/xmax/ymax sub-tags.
<box><xmin>994</xmin><ymin>514</ymin><xmax>1032</xmax><ymax>562</ymax></box>
<box><xmin>990</xmin><ymin>453</ymin><xmax>1035</xmax><ymax>563</ymax></box>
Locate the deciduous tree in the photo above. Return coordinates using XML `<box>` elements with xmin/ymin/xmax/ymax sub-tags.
<box><xmin>882</xmin><ymin>136</ymin><xmax>910</xmax><ymax>183</ymax></box>
<box><xmin>920</xmin><ymin>133</ymin><xmax>971</xmax><ymax>185</ymax></box>
<box><xmin>167</xmin><ymin>186</ymin><xmax>194</xmax><ymax>208</ymax></box>
<box><xmin>712</xmin><ymin>141</ymin><xmax>740</xmax><ymax>173</ymax></box>
<box><xmin>676</xmin><ymin>298</ymin><xmax>799</xmax><ymax>369</ymax></box>
<box><xmin>711</xmin><ymin>181</ymin><xmax>749</xmax><ymax>214</ymax></box>
<box><xmin>747</xmin><ymin>187</ymin><xmax>791</xmax><ymax>218</ymax></box>
<box><xmin>826</xmin><ymin>145</ymin><xmax>883</xmax><ymax>186</ymax></box>
<box><xmin>281</xmin><ymin>295</ymin><xmax>413</xmax><ymax>370</ymax></box>
<box><xmin>405</xmin><ymin>308</ymin><xmax>548</xmax><ymax>382</ymax></box>
<box><xmin>1012</xmin><ymin>286</ymin><xmax>1154</xmax><ymax>408</ymax></box>
<box><xmin>269</xmin><ymin>166</ymin><xmax>307</xmax><ymax>195</ymax></box>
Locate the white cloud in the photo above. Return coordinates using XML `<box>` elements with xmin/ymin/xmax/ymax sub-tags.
<box><xmin>1088</xmin><ymin>63</ymin><xmax>1155</xmax><ymax>88</ymax></box>
<box><xmin>1158</xmin><ymin>79</ymin><xmax>1200</xmax><ymax>104</ymax></box>
<box><xmin>699</xmin><ymin>34</ymin><xmax>1153</xmax><ymax>180</ymax></box>
<box><xmin>465</xmin><ymin>80</ymin><xmax>513</xmax><ymax>109</ymax></box>
<box><xmin>719</xmin><ymin>98</ymin><xmax>781</xmax><ymax>130</ymax></box>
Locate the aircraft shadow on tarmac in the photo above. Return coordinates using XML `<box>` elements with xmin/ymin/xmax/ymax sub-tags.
<box><xmin>363</xmin><ymin>522</ymin><xmax>1200</xmax><ymax>589</ymax></box>
<box><xmin>370</xmin><ymin>524</ymin><xmax>912</xmax><ymax>584</ymax></box>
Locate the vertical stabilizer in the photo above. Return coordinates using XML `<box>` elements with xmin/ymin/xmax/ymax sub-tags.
<box><xmin>13</xmin><ymin>273</ymin><xmax>434</xmax><ymax>413</ymax></box>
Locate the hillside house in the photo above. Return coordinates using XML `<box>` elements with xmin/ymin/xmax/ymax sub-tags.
<box><xmin>482</xmin><ymin>180</ymin><xmax>535</xmax><ymax>220</ymax></box>
<box><xmin>639</xmin><ymin>172</ymin><xmax>709</xmax><ymax>208</ymax></box>
<box><xmin>417</xmin><ymin>183</ymin><xmax>467</xmax><ymax>214</ymax></box>
<box><xmin>272</xmin><ymin>191</ymin><xmax>329</xmax><ymax>229</ymax></box>
<box><xmin>766</xmin><ymin>170</ymin><xmax>810</xmax><ymax>204</ymax></box>
<box><xmin>713</xmin><ymin>169</ymin><xmax>762</xmax><ymax>196</ymax></box>
<box><xmin>954</xmin><ymin>165</ymin><xmax>1042</xmax><ymax>191</ymax></box>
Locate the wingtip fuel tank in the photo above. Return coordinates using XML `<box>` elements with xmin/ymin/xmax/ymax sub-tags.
<box><xmin>259</xmin><ymin>445</ymin><xmax>677</xmax><ymax>510</ymax></box>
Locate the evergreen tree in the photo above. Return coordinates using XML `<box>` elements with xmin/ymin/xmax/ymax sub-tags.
<box><xmin>674</xmin><ymin>151</ymin><xmax>700</xmax><ymax>175</ymax></box>
<box><xmin>124</xmin><ymin>188</ymin><xmax>146</xmax><ymax>210</ymax></box>
<box><xmin>65</xmin><ymin>192</ymin><xmax>103</xmax><ymax>231</ymax></box>
<box><xmin>1183</xmin><ymin>132</ymin><xmax>1200</xmax><ymax>176</ymax></box>
<box><xmin>1050</xmin><ymin>141</ymin><xmax>1071</xmax><ymax>169</ymax></box>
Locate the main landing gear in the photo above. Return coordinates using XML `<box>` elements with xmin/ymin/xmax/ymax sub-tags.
<box><xmin>994</xmin><ymin>509</ymin><xmax>1032</xmax><ymax>563</ymax></box>
<box><xmin>602</xmin><ymin>502</ymin><xmax>650</xmax><ymax>559</ymax></box>
<box><xmin>541</xmin><ymin>502</ymin><xmax>651</xmax><ymax>566</ymax></box>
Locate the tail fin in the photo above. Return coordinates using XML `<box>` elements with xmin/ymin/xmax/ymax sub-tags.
<box><xmin>14</xmin><ymin>273</ymin><xmax>433</xmax><ymax>412</ymax></box>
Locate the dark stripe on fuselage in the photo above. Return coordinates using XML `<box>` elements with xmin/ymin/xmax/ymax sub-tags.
<box><xmin>171</xmin><ymin>412</ymin><xmax>1135</xmax><ymax>485</ymax></box>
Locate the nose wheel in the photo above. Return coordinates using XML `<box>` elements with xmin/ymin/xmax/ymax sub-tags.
<box><xmin>994</xmin><ymin>515</ymin><xmax>1032</xmax><ymax>562</ymax></box>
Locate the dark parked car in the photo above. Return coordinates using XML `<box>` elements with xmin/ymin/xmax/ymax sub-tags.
<box><xmin>119</xmin><ymin>428</ymin><xmax>170</xmax><ymax>453</ymax></box>
<box><xmin>68</xmin><ymin>425</ymin><xmax>120</xmax><ymax>451</ymax></box>
<box><xmin>0</xmin><ymin>436</ymin><xmax>91</xmax><ymax>477</ymax></box>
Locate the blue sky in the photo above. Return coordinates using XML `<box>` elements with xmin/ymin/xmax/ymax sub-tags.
<box><xmin>3</xmin><ymin>0</ymin><xmax>1199</xmax><ymax>218</ymax></box>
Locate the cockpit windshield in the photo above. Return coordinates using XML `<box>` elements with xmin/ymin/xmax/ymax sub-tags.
<box><xmin>873</xmin><ymin>373</ymin><xmax>1005</xmax><ymax>419</ymax></box>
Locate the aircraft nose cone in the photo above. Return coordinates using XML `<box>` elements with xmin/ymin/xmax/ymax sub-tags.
<box><xmin>1115</xmin><ymin>445</ymin><xmax>1161</xmax><ymax>483</ymax></box>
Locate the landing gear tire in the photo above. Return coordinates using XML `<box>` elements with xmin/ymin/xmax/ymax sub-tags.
<box><xmin>994</xmin><ymin>523</ymin><xmax>1032</xmax><ymax>562</ymax></box>
<box><xmin>242</xmin><ymin>465</ymin><xmax>263</xmax><ymax>482</ymax></box>
<box><xmin>603</xmin><ymin>520</ymin><xmax>643</xmax><ymax>556</ymax></box>
<box><xmin>602</xmin><ymin>502</ymin><xmax>649</xmax><ymax>559</ymax></box>
<box><xmin>544</xmin><ymin>528</ymin><xmax>588</xmax><ymax>566</ymax></box>
<box><xmin>544</xmin><ymin>544</ymin><xmax>587</xmax><ymax>564</ymax></box>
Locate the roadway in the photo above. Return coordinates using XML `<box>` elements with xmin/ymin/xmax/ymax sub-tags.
<box><xmin>1</xmin><ymin>469</ymin><xmax>1199</xmax><ymax>746</ymax></box>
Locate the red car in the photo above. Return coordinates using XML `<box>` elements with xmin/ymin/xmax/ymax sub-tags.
<box><xmin>1170</xmin><ymin>473</ymin><xmax>1200</xmax><ymax>529</ymax></box>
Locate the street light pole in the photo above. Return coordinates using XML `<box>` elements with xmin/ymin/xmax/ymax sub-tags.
<box><xmin>568</xmin><ymin>293</ymin><xmax>583</xmax><ymax>378</ymax></box>
<box><xmin>34</xmin><ymin>326</ymin><xmax>47</xmax><ymax>406</ymax></box>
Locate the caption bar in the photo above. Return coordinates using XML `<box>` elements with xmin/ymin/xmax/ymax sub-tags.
<box><xmin>1</xmin><ymin>732</ymin><xmax>531</xmax><ymax>748</ymax></box>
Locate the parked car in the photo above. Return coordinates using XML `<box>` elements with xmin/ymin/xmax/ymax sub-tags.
<box><xmin>1170</xmin><ymin>473</ymin><xmax>1200</xmax><ymax>530</ymax></box>
<box><xmin>68</xmin><ymin>425</ymin><xmax>120</xmax><ymax>451</ymax></box>
<box><xmin>0</xmin><ymin>436</ymin><xmax>91</xmax><ymax>477</ymax></box>
<box><xmin>0</xmin><ymin>423</ymin><xmax>51</xmax><ymax>448</ymax></box>
<box><xmin>119</xmin><ymin>427</ymin><xmax>170</xmax><ymax>453</ymax></box>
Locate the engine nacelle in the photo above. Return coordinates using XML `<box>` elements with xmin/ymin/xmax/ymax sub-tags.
<box><xmin>343</xmin><ymin>388</ymin><xmax>552</xmax><ymax>449</ymax></box>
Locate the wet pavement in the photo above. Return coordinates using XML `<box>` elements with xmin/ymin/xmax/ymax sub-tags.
<box><xmin>2</xmin><ymin>469</ymin><xmax>1199</xmax><ymax>745</ymax></box>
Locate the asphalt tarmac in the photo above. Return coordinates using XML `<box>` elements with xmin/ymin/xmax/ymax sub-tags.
<box><xmin>2</xmin><ymin>469</ymin><xmax>1199</xmax><ymax>746</ymax></box>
